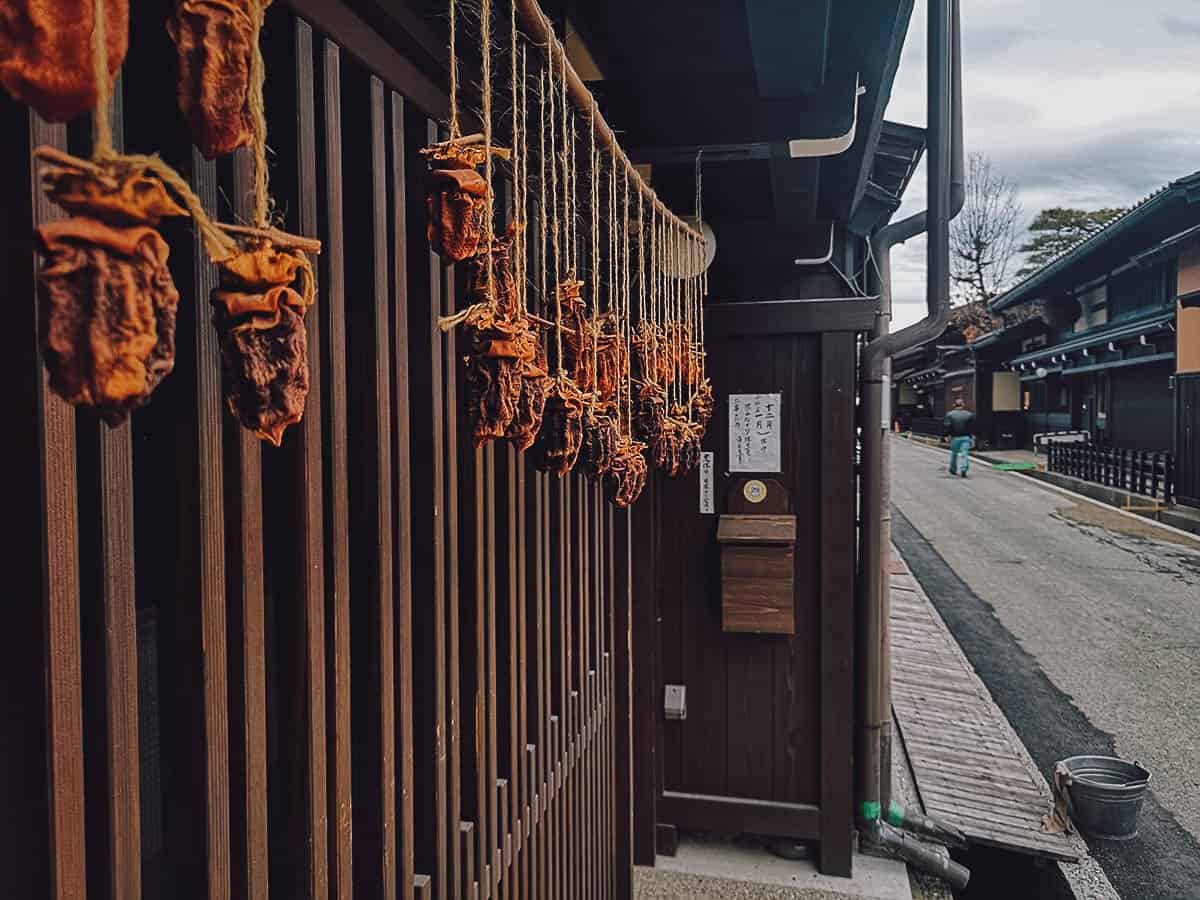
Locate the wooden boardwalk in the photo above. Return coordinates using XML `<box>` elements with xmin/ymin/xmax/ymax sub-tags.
<box><xmin>889</xmin><ymin>551</ymin><xmax>1079</xmax><ymax>862</ymax></box>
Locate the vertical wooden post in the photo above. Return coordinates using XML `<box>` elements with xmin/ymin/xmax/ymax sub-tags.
<box><xmin>390</xmin><ymin>89</ymin><xmax>417</xmax><ymax>900</ymax></box>
<box><xmin>819</xmin><ymin>332</ymin><xmax>855</xmax><ymax>878</ymax></box>
<box><xmin>612</xmin><ymin>506</ymin><xmax>634</xmax><ymax>898</ymax></box>
<box><xmin>319</xmin><ymin>38</ymin><xmax>352</xmax><ymax>900</ymax></box>
<box><xmin>28</xmin><ymin>109</ymin><xmax>87</xmax><ymax>900</ymax></box>
<box><xmin>290</xmin><ymin>22</ymin><xmax>330</xmax><ymax>900</ymax></box>
<box><xmin>630</xmin><ymin>472</ymin><xmax>658</xmax><ymax>868</ymax></box>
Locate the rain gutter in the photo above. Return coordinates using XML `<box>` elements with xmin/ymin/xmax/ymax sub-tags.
<box><xmin>858</xmin><ymin>0</ymin><xmax>964</xmax><ymax>836</ymax></box>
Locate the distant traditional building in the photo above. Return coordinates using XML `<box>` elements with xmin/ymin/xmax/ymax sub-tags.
<box><xmin>896</xmin><ymin>171</ymin><xmax>1200</xmax><ymax>504</ymax></box>
<box><xmin>982</xmin><ymin>173</ymin><xmax>1199</xmax><ymax>465</ymax></box>
<box><xmin>891</xmin><ymin>299</ymin><xmax>999</xmax><ymax>434</ymax></box>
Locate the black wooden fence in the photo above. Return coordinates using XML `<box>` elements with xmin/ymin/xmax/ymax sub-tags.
<box><xmin>1047</xmin><ymin>444</ymin><xmax>1175</xmax><ymax>503</ymax></box>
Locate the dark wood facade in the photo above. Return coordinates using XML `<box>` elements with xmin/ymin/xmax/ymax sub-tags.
<box><xmin>1177</xmin><ymin>374</ymin><xmax>1200</xmax><ymax>508</ymax></box>
<box><xmin>633</xmin><ymin>301</ymin><xmax>861</xmax><ymax>876</ymax></box>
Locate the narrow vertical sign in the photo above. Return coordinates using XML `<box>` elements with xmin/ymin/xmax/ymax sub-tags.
<box><xmin>699</xmin><ymin>452</ymin><xmax>714</xmax><ymax>514</ymax></box>
<box><xmin>729</xmin><ymin>393</ymin><xmax>782</xmax><ymax>473</ymax></box>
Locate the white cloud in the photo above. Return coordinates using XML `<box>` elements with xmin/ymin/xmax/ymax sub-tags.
<box><xmin>884</xmin><ymin>0</ymin><xmax>1200</xmax><ymax>328</ymax></box>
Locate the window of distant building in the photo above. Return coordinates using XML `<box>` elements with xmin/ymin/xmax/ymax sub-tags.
<box><xmin>1021</xmin><ymin>334</ymin><xmax>1048</xmax><ymax>353</ymax></box>
<box><xmin>1107</xmin><ymin>260</ymin><xmax>1176</xmax><ymax>320</ymax></box>
<box><xmin>1074</xmin><ymin>283</ymin><xmax>1108</xmax><ymax>332</ymax></box>
<box><xmin>1045</xmin><ymin>374</ymin><xmax>1070</xmax><ymax>413</ymax></box>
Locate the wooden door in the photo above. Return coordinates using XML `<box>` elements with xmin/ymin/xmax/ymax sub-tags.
<box><xmin>633</xmin><ymin>301</ymin><xmax>863</xmax><ymax>877</ymax></box>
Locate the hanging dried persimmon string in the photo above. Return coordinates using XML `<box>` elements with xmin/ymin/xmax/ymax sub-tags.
<box><xmin>419</xmin><ymin>0</ymin><xmax>706</xmax><ymax>498</ymax></box>
<box><xmin>504</xmin><ymin>34</ymin><xmax>550</xmax><ymax>451</ymax></box>
<box><xmin>0</xmin><ymin>0</ymin><xmax>128</xmax><ymax>122</ymax></box>
<box><xmin>209</xmin><ymin>0</ymin><xmax>322</xmax><ymax>446</ymax></box>
<box><xmin>691</xmin><ymin>152</ymin><xmax>714</xmax><ymax>430</ymax></box>
<box><xmin>579</xmin><ymin>121</ymin><xmax>619</xmax><ymax>478</ymax></box>
<box><xmin>31</xmin><ymin>0</ymin><xmax>235</xmax><ymax>425</ymax></box>
<box><xmin>437</xmin><ymin>0</ymin><xmax>530</xmax><ymax>447</ymax></box>
<box><xmin>558</xmin><ymin>50</ymin><xmax>593</xmax><ymax>401</ymax></box>
<box><xmin>168</xmin><ymin>0</ymin><xmax>264</xmax><ymax>158</ymax></box>
<box><xmin>606</xmin><ymin>169</ymin><xmax>647</xmax><ymax>507</ymax></box>
<box><xmin>532</xmin><ymin>42</ymin><xmax>584</xmax><ymax>475</ymax></box>
<box><xmin>421</xmin><ymin>0</ymin><xmax>509</xmax><ymax>262</ymax></box>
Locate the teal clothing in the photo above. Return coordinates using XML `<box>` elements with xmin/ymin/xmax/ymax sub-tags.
<box><xmin>944</xmin><ymin>408</ymin><xmax>975</xmax><ymax>437</ymax></box>
<box><xmin>949</xmin><ymin>435</ymin><xmax>972</xmax><ymax>476</ymax></box>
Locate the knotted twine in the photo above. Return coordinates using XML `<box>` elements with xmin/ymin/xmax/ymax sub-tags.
<box><xmin>90</xmin><ymin>0</ymin><xmax>236</xmax><ymax>263</ymax></box>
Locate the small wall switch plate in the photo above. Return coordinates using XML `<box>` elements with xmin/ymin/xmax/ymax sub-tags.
<box><xmin>664</xmin><ymin>684</ymin><xmax>687</xmax><ymax>721</ymax></box>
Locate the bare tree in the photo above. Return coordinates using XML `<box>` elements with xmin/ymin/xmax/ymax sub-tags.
<box><xmin>951</xmin><ymin>153</ymin><xmax>1022</xmax><ymax>304</ymax></box>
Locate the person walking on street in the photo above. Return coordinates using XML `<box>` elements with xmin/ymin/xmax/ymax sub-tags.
<box><xmin>944</xmin><ymin>398</ymin><xmax>975</xmax><ymax>477</ymax></box>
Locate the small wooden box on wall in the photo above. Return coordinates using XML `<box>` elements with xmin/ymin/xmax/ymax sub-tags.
<box><xmin>716</xmin><ymin>515</ymin><xmax>797</xmax><ymax>635</ymax></box>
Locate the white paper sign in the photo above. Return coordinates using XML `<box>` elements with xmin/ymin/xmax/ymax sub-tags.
<box><xmin>699</xmin><ymin>452</ymin><xmax>715</xmax><ymax>514</ymax></box>
<box><xmin>729</xmin><ymin>393</ymin><xmax>782</xmax><ymax>473</ymax></box>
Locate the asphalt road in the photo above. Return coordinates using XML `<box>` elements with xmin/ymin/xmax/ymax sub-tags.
<box><xmin>889</xmin><ymin>438</ymin><xmax>1200</xmax><ymax>899</ymax></box>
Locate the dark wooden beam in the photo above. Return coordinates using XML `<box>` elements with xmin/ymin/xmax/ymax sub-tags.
<box><xmin>770</xmin><ymin>152</ymin><xmax>821</xmax><ymax>226</ymax></box>
<box><xmin>707</xmin><ymin>299</ymin><xmax>878</xmax><ymax>336</ymax></box>
<box><xmin>659</xmin><ymin>793</ymin><xmax>821</xmax><ymax>840</ymax></box>
<box><xmin>710</xmin><ymin>220</ymin><xmax>834</xmax><ymax>263</ymax></box>
<box><xmin>746</xmin><ymin>0</ymin><xmax>831</xmax><ymax>96</ymax></box>
<box><xmin>595</xmin><ymin>74</ymin><xmax>860</xmax><ymax>147</ymax></box>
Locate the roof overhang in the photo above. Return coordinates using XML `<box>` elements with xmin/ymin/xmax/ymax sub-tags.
<box><xmin>991</xmin><ymin>174</ymin><xmax>1200</xmax><ymax>313</ymax></box>
<box><xmin>1006</xmin><ymin>311</ymin><xmax>1176</xmax><ymax>367</ymax></box>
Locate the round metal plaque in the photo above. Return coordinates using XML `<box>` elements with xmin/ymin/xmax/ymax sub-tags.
<box><xmin>743</xmin><ymin>479</ymin><xmax>768</xmax><ymax>504</ymax></box>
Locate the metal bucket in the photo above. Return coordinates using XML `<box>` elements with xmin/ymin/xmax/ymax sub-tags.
<box><xmin>1059</xmin><ymin>756</ymin><xmax>1151</xmax><ymax>840</ymax></box>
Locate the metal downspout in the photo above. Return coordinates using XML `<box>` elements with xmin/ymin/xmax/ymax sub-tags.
<box><xmin>859</xmin><ymin>0</ymin><xmax>964</xmax><ymax>831</ymax></box>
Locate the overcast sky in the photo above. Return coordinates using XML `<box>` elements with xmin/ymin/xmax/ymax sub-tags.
<box><xmin>885</xmin><ymin>0</ymin><xmax>1200</xmax><ymax>328</ymax></box>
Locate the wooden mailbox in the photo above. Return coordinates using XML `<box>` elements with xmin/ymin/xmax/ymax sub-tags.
<box><xmin>716</xmin><ymin>514</ymin><xmax>797</xmax><ymax>635</ymax></box>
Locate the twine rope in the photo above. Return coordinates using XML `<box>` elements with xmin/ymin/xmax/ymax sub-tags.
<box><xmin>650</xmin><ymin>205</ymin><xmax>658</xmax><ymax>387</ymax></box>
<box><xmin>686</xmin><ymin>234</ymin><xmax>695</xmax><ymax>420</ymax></box>
<box><xmin>559</xmin><ymin>45</ymin><xmax>570</xmax><ymax>277</ymax></box>
<box><xmin>637</xmin><ymin>188</ymin><xmax>645</xmax><ymax>323</ymax></box>
<box><xmin>449</xmin><ymin>0</ymin><xmax>460</xmax><ymax>138</ymax></box>
<box><xmin>673</xmin><ymin>225</ymin><xmax>681</xmax><ymax>409</ymax></box>
<box><xmin>589</xmin><ymin>114</ymin><xmax>599</xmax><ymax>412</ymax></box>
<box><xmin>248</xmin><ymin>0</ymin><xmax>270</xmax><ymax>227</ymax></box>
<box><xmin>518</xmin><ymin>44</ymin><xmax>528</xmax><ymax>313</ymax></box>
<box><xmin>547</xmin><ymin>60</ymin><xmax>563</xmax><ymax>372</ymax></box>
<box><xmin>622</xmin><ymin>170</ymin><xmax>631</xmax><ymax>432</ymax></box>
<box><xmin>91</xmin><ymin>0</ymin><xmax>236</xmax><ymax>261</ymax></box>
<box><xmin>539</xmin><ymin>68</ymin><xmax>548</xmax><ymax>337</ymax></box>
<box><xmin>609</xmin><ymin>155</ymin><xmax>617</xmax><ymax>399</ymax></box>
<box><xmin>482</xmin><ymin>0</ymin><xmax>495</xmax><ymax>294</ymax></box>
<box><xmin>566</xmin><ymin>118</ymin><xmax>576</xmax><ymax>277</ymax></box>
<box><xmin>510</xmin><ymin>0</ymin><xmax>522</xmax><ymax>313</ymax></box>
<box><xmin>548</xmin><ymin>52</ymin><xmax>560</xmax><ymax>304</ymax></box>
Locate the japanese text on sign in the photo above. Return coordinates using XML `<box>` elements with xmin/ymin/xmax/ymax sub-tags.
<box><xmin>729</xmin><ymin>393</ymin><xmax>782</xmax><ymax>473</ymax></box>
<box><xmin>699</xmin><ymin>452</ymin><xmax>715</xmax><ymax>514</ymax></box>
